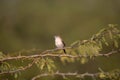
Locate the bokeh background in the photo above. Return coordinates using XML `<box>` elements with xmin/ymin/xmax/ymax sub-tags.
<box><xmin>0</xmin><ymin>0</ymin><xmax>120</xmax><ymax>80</ymax></box>
<box><xmin>0</xmin><ymin>0</ymin><xmax>120</xmax><ymax>53</ymax></box>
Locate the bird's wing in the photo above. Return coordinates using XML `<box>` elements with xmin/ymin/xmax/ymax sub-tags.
<box><xmin>62</xmin><ymin>41</ymin><xmax>65</xmax><ymax>47</ymax></box>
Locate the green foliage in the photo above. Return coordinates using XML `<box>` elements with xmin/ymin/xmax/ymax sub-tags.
<box><xmin>98</xmin><ymin>69</ymin><xmax>120</xmax><ymax>80</ymax></box>
<box><xmin>60</xmin><ymin>57</ymin><xmax>75</xmax><ymax>64</ymax></box>
<box><xmin>77</xmin><ymin>41</ymin><xmax>101</xmax><ymax>57</ymax></box>
<box><xmin>92</xmin><ymin>24</ymin><xmax>120</xmax><ymax>48</ymax></box>
<box><xmin>107</xmin><ymin>70</ymin><xmax>120</xmax><ymax>80</ymax></box>
<box><xmin>99</xmin><ymin>72</ymin><xmax>106</xmax><ymax>79</ymax></box>
<box><xmin>35</xmin><ymin>58</ymin><xmax>56</xmax><ymax>72</ymax></box>
<box><xmin>0</xmin><ymin>52</ymin><xmax>5</xmax><ymax>59</ymax></box>
<box><xmin>0</xmin><ymin>62</ymin><xmax>11</xmax><ymax>71</ymax></box>
<box><xmin>71</xmin><ymin>24</ymin><xmax>120</xmax><ymax>55</ymax></box>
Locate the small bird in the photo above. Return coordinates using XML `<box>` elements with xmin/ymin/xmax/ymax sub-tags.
<box><xmin>54</xmin><ymin>35</ymin><xmax>66</xmax><ymax>53</ymax></box>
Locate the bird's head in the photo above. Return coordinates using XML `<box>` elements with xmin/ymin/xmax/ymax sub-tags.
<box><xmin>54</xmin><ymin>35</ymin><xmax>60</xmax><ymax>38</ymax></box>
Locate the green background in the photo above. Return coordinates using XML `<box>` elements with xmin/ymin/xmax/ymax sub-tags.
<box><xmin>0</xmin><ymin>0</ymin><xmax>120</xmax><ymax>52</ymax></box>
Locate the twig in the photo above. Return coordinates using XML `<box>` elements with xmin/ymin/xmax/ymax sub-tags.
<box><xmin>0</xmin><ymin>59</ymin><xmax>37</xmax><ymax>75</ymax></box>
<box><xmin>41</xmin><ymin>47</ymin><xmax>72</xmax><ymax>54</ymax></box>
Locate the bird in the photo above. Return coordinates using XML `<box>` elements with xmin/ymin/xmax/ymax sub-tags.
<box><xmin>54</xmin><ymin>35</ymin><xmax>66</xmax><ymax>53</ymax></box>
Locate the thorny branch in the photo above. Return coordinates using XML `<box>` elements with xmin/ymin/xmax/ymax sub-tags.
<box><xmin>0</xmin><ymin>26</ymin><xmax>119</xmax><ymax>77</ymax></box>
<box><xmin>0</xmin><ymin>48</ymin><xmax>120</xmax><ymax>62</ymax></box>
<box><xmin>31</xmin><ymin>71</ymin><xmax>120</xmax><ymax>80</ymax></box>
<box><xmin>0</xmin><ymin>47</ymin><xmax>119</xmax><ymax>75</ymax></box>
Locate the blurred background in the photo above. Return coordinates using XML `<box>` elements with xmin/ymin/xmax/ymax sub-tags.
<box><xmin>0</xmin><ymin>0</ymin><xmax>120</xmax><ymax>80</ymax></box>
<box><xmin>0</xmin><ymin>0</ymin><xmax>120</xmax><ymax>53</ymax></box>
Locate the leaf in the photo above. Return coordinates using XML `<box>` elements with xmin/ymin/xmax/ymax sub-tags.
<box><xmin>102</xmin><ymin>37</ymin><xmax>109</xmax><ymax>46</ymax></box>
<box><xmin>14</xmin><ymin>73</ymin><xmax>18</xmax><ymax>79</ymax></box>
<box><xmin>35</xmin><ymin>58</ymin><xmax>46</xmax><ymax>70</ymax></box>
<box><xmin>98</xmin><ymin>41</ymin><xmax>102</xmax><ymax>49</ymax></box>
<box><xmin>47</xmin><ymin>64</ymin><xmax>51</xmax><ymax>72</ymax></box>
<box><xmin>40</xmin><ymin>62</ymin><xmax>45</xmax><ymax>70</ymax></box>
<box><xmin>108</xmin><ymin>30</ymin><xmax>113</xmax><ymax>39</ymax></box>
<box><xmin>0</xmin><ymin>52</ymin><xmax>4</xmax><ymax>59</ymax></box>
<box><xmin>114</xmin><ymin>40</ymin><xmax>119</xmax><ymax>48</ymax></box>
<box><xmin>99</xmin><ymin>28</ymin><xmax>106</xmax><ymax>33</ymax></box>
<box><xmin>80</xmin><ymin>57</ymin><xmax>88</xmax><ymax>64</ymax></box>
<box><xmin>78</xmin><ymin>45</ymin><xmax>86</xmax><ymax>55</ymax></box>
<box><xmin>99</xmin><ymin>73</ymin><xmax>106</xmax><ymax>79</ymax></box>
<box><xmin>46</xmin><ymin>58</ymin><xmax>56</xmax><ymax>72</ymax></box>
<box><xmin>108</xmin><ymin>24</ymin><xmax>114</xmax><ymax>27</ymax></box>
<box><xmin>71</xmin><ymin>40</ymin><xmax>79</xmax><ymax>47</ymax></box>
<box><xmin>49</xmin><ymin>63</ymin><xmax>56</xmax><ymax>70</ymax></box>
<box><xmin>91</xmin><ymin>35</ymin><xmax>96</xmax><ymax>40</ymax></box>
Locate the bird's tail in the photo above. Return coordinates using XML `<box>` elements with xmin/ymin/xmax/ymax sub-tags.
<box><xmin>63</xmin><ymin>49</ymin><xmax>66</xmax><ymax>54</ymax></box>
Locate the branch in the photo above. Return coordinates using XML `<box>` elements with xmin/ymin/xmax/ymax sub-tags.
<box><xmin>0</xmin><ymin>49</ymin><xmax>119</xmax><ymax>75</ymax></box>
<box><xmin>32</xmin><ymin>70</ymin><xmax>120</xmax><ymax>80</ymax></box>
<box><xmin>0</xmin><ymin>48</ymin><xmax>119</xmax><ymax>62</ymax></box>
<box><xmin>31</xmin><ymin>71</ymin><xmax>102</xmax><ymax>80</ymax></box>
<box><xmin>0</xmin><ymin>59</ymin><xmax>37</xmax><ymax>75</ymax></box>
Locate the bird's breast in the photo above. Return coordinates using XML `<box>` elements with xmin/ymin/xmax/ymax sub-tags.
<box><xmin>55</xmin><ymin>38</ymin><xmax>64</xmax><ymax>48</ymax></box>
